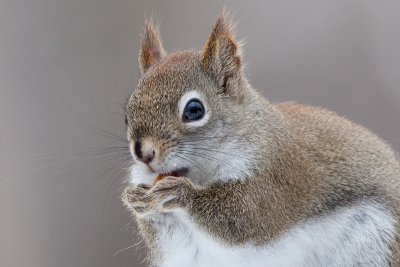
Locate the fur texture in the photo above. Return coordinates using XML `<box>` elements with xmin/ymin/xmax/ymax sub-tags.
<box><xmin>122</xmin><ymin>10</ymin><xmax>400</xmax><ymax>267</ymax></box>
<box><xmin>134</xmin><ymin>201</ymin><xmax>395</xmax><ymax>267</ymax></box>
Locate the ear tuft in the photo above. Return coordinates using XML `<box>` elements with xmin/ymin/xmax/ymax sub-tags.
<box><xmin>201</xmin><ymin>9</ymin><xmax>244</xmax><ymax>101</ymax></box>
<box><xmin>139</xmin><ymin>19</ymin><xmax>166</xmax><ymax>73</ymax></box>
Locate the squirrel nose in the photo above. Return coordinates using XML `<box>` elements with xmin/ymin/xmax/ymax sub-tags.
<box><xmin>134</xmin><ymin>139</ymin><xmax>155</xmax><ymax>164</ymax></box>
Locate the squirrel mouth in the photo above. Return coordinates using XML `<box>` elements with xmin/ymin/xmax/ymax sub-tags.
<box><xmin>160</xmin><ymin>167</ymin><xmax>189</xmax><ymax>177</ymax></box>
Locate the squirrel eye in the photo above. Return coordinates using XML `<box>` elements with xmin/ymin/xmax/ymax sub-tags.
<box><xmin>182</xmin><ymin>99</ymin><xmax>205</xmax><ymax>122</ymax></box>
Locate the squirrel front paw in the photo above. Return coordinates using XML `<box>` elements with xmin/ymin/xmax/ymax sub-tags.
<box><xmin>122</xmin><ymin>183</ymin><xmax>151</xmax><ymax>214</ymax></box>
<box><xmin>122</xmin><ymin>176</ymin><xmax>194</xmax><ymax>216</ymax></box>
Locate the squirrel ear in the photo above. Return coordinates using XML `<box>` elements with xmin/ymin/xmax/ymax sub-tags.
<box><xmin>139</xmin><ymin>19</ymin><xmax>166</xmax><ymax>74</ymax></box>
<box><xmin>201</xmin><ymin>10</ymin><xmax>244</xmax><ymax>101</ymax></box>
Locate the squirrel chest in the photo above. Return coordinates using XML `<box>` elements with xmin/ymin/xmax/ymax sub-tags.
<box><xmin>150</xmin><ymin>201</ymin><xmax>394</xmax><ymax>267</ymax></box>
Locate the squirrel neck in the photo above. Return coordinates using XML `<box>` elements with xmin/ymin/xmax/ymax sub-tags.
<box><xmin>236</xmin><ymin>85</ymin><xmax>304</xmax><ymax>178</ymax></box>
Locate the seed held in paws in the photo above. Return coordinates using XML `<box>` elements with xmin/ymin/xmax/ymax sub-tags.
<box><xmin>153</xmin><ymin>174</ymin><xmax>166</xmax><ymax>185</ymax></box>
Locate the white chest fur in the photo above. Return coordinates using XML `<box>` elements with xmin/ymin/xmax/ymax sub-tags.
<box><xmin>152</xmin><ymin>201</ymin><xmax>395</xmax><ymax>267</ymax></box>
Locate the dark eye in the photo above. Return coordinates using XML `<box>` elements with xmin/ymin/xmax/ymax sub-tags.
<box><xmin>182</xmin><ymin>99</ymin><xmax>205</xmax><ymax>122</ymax></box>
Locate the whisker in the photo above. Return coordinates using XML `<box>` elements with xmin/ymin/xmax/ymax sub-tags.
<box><xmin>78</xmin><ymin>155</ymin><xmax>131</xmax><ymax>201</ymax></box>
<box><xmin>177</xmin><ymin>143</ymin><xmax>250</xmax><ymax>160</ymax></box>
<box><xmin>101</xmin><ymin>157</ymin><xmax>134</xmax><ymax>212</ymax></box>
<box><xmin>173</xmin><ymin>154</ymin><xmax>209</xmax><ymax>178</ymax></box>
<box><xmin>178</xmin><ymin>150</ymin><xmax>244</xmax><ymax>176</ymax></box>
<box><xmin>86</xmin><ymin>127</ymin><xmax>128</xmax><ymax>144</ymax></box>
<box><xmin>112</xmin><ymin>240</ymin><xmax>144</xmax><ymax>258</ymax></box>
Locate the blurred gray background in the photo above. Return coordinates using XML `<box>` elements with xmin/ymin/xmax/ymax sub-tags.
<box><xmin>1</xmin><ymin>0</ymin><xmax>399</xmax><ymax>266</ymax></box>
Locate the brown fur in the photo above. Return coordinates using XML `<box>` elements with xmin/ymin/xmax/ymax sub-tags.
<box><xmin>122</xmin><ymin>10</ymin><xmax>400</xmax><ymax>266</ymax></box>
<box><xmin>139</xmin><ymin>19</ymin><xmax>166</xmax><ymax>74</ymax></box>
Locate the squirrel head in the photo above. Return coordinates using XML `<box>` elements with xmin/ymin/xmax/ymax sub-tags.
<box><xmin>126</xmin><ymin>11</ymin><xmax>270</xmax><ymax>185</ymax></box>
